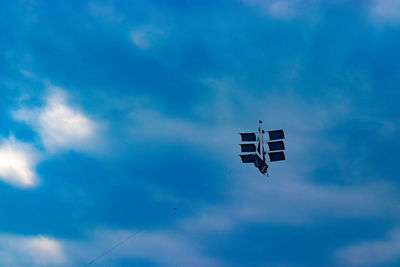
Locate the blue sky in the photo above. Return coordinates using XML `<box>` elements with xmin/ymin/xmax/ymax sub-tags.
<box><xmin>0</xmin><ymin>0</ymin><xmax>399</xmax><ymax>266</ymax></box>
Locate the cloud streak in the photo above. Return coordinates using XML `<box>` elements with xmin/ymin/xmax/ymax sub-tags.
<box><xmin>336</xmin><ymin>227</ymin><xmax>400</xmax><ymax>266</ymax></box>
<box><xmin>242</xmin><ymin>0</ymin><xmax>298</xmax><ymax>19</ymax></box>
<box><xmin>369</xmin><ymin>0</ymin><xmax>400</xmax><ymax>24</ymax></box>
<box><xmin>130</xmin><ymin>27</ymin><xmax>165</xmax><ymax>49</ymax></box>
<box><xmin>181</xmin><ymin>173</ymin><xmax>400</xmax><ymax>232</ymax></box>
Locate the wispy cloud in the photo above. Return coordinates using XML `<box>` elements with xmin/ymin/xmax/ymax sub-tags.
<box><xmin>180</xmin><ymin>175</ymin><xmax>400</xmax><ymax>232</ymax></box>
<box><xmin>88</xmin><ymin>2</ymin><xmax>125</xmax><ymax>23</ymax></box>
<box><xmin>129</xmin><ymin>107</ymin><xmax>234</xmax><ymax>147</ymax></box>
<box><xmin>13</xmin><ymin>87</ymin><xmax>102</xmax><ymax>153</ymax></box>
<box><xmin>242</xmin><ymin>0</ymin><xmax>300</xmax><ymax>19</ymax></box>
<box><xmin>0</xmin><ymin>135</ymin><xmax>39</xmax><ymax>188</ymax></box>
<box><xmin>0</xmin><ymin>234</ymin><xmax>67</xmax><ymax>267</ymax></box>
<box><xmin>369</xmin><ymin>0</ymin><xmax>400</xmax><ymax>24</ymax></box>
<box><xmin>130</xmin><ymin>27</ymin><xmax>165</xmax><ymax>49</ymax></box>
<box><xmin>336</xmin><ymin>227</ymin><xmax>400</xmax><ymax>266</ymax></box>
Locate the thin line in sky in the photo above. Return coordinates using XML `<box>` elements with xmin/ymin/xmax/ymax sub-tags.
<box><xmin>84</xmin><ymin>229</ymin><xmax>143</xmax><ymax>267</ymax></box>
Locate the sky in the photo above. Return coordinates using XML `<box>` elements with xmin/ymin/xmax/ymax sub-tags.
<box><xmin>0</xmin><ymin>0</ymin><xmax>399</xmax><ymax>266</ymax></box>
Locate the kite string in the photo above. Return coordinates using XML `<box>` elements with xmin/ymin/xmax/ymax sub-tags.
<box><xmin>83</xmin><ymin>168</ymin><xmax>234</xmax><ymax>266</ymax></box>
<box><xmin>84</xmin><ymin>229</ymin><xmax>143</xmax><ymax>267</ymax></box>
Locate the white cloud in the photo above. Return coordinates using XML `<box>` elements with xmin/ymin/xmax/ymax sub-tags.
<box><xmin>369</xmin><ymin>0</ymin><xmax>400</xmax><ymax>24</ymax></box>
<box><xmin>0</xmin><ymin>234</ymin><xmax>67</xmax><ymax>267</ymax></box>
<box><xmin>13</xmin><ymin>88</ymin><xmax>101</xmax><ymax>153</ymax></box>
<box><xmin>0</xmin><ymin>135</ymin><xmax>38</xmax><ymax>188</ymax></box>
<box><xmin>336</xmin><ymin>227</ymin><xmax>400</xmax><ymax>266</ymax></box>
<box><xmin>130</xmin><ymin>27</ymin><xmax>165</xmax><ymax>49</ymax></box>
